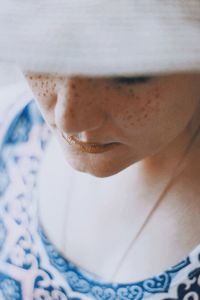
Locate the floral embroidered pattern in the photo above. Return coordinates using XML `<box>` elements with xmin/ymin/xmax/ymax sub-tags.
<box><xmin>0</xmin><ymin>275</ymin><xmax>22</xmax><ymax>300</ymax></box>
<box><xmin>164</xmin><ymin>256</ymin><xmax>200</xmax><ymax>299</ymax></box>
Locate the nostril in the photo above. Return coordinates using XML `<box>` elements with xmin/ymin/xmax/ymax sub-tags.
<box><xmin>62</xmin><ymin>131</ymin><xmax>82</xmax><ymax>141</ymax></box>
<box><xmin>76</xmin><ymin>132</ymin><xmax>84</xmax><ymax>139</ymax></box>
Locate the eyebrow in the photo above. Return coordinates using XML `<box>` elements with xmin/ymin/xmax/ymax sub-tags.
<box><xmin>111</xmin><ymin>75</ymin><xmax>153</xmax><ymax>85</ymax></box>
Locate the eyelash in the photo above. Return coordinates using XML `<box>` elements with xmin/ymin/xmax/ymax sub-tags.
<box><xmin>112</xmin><ymin>76</ymin><xmax>153</xmax><ymax>85</ymax></box>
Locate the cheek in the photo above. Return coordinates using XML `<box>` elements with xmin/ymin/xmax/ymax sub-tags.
<box><xmin>118</xmin><ymin>87</ymin><xmax>161</xmax><ymax>129</ymax></box>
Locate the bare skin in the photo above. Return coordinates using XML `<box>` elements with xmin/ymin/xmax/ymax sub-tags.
<box><xmin>25</xmin><ymin>71</ymin><xmax>200</xmax><ymax>282</ymax></box>
<box><xmin>25</xmin><ymin>72</ymin><xmax>200</xmax><ymax>176</ymax></box>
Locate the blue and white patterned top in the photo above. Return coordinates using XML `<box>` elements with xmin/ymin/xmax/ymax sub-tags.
<box><xmin>0</xmin><ymin>97</ymin><xmax>200</xmax><ymax>300</ymax></box>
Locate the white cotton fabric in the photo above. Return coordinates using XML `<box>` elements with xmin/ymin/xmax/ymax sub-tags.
<box><xmin>0</xmin><ymin>0</ymin><xmax>200</xmax><ymax>76</ymax></box>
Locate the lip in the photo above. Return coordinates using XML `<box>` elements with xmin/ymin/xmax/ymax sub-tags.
<box><xmin>61</xmin><ymin>133</ymin><xmax>121</xmax><ymax>154</ymax></box>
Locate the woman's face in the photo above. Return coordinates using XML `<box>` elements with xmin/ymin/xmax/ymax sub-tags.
<box><xmin>25</xmin><ymin>72</ymin><xmax>200</xmax><ymax>177</ymax></box>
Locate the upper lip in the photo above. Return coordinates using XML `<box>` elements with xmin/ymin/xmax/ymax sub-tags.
<box><xmin>68</xmin><ymin>135</ymin><xmax>117</xmax><ymax>146</ymax></box>
<box><xmin>61</xmin><ymin>132</ymin><xmax>118</xmax><ymax>145</ymax></box>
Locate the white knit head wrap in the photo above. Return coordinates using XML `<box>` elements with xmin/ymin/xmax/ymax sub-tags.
<box><xmin>0</xmin><ymin>0</ymin><xmax>200</xmax><ymax>76</ymax></box>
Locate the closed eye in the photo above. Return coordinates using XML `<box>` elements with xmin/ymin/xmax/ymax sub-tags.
<box><xmin>112</xmin><ymin>75</ymin><xmax>154</xmax><ymax>85</ymax></box>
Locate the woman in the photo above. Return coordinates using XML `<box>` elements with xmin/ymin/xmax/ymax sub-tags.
<box><xmin>1</xmin><ymin>1</ymin><xmax>200</xmax><ymax>299</ymax></box>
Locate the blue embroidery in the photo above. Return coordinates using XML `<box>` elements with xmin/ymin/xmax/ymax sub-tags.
<box><xmin>39</xmin><ymin>224</ymin><xmax>191</xmax><ymax>299</ymax></box>
<box><xmin>0</xmin><ymin>160</ymin><xmax>9</xmax><ymax>197</ymax></box>
<box><xmin>164</xmin><ymin>256</ymin><xmax>200</xmax><ymax>299</ymax></box>
<box><xmin>0</xmin><ymin>273</ymin><xmax>22</xmax><ymax>300</ymax></box>
<box><xmin>0</xmin><ymin>219</ymin><xmax>7</xmax><ymax>253</ymax></box>
<box><xmin>0</xmin><ymin>99</ymin><xmax>199</xmax><ymax>299</ymax></box>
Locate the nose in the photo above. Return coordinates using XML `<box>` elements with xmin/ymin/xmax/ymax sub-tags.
<box><xmin>54</xmin><ymin>77</ymin><xmax>106</xmax><ymax>135</ymax></box>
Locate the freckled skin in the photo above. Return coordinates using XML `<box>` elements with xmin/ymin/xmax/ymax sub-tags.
<box><xmin>24</xmin><ymin>72</ymin><xmax>200</xmax><ymax>177</ymax></box>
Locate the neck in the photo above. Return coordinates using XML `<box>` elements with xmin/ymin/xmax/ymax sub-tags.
<box><xmin>38</xmin><ymin>112</ymin><xmax>200</xmax><ymax>282</ymax></box>
<box><xmin>141</xmin><ymin>105</ymin><xmax>200</xmax><ymax>184</ymax></box>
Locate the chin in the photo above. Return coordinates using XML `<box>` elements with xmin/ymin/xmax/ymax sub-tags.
<box><xmin>70</xmin><ymin>162</ymin><xmax>123</xmax><ymax>178</ymax></box>
<box><xmin>66</xmin><ymin>154</ymin><xmax>132</xmax><ymax>178</ymax></box>
<box><xmin>57</xmin><ymin>135</ymin><xmax>138</xmax><ymax>178</ymax></box>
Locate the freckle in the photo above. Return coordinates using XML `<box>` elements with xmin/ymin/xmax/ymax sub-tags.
<box><xmin>127</xmin><ymin>114</ymin><xmax>133</xmax><ymax>120</ymax></box>
<box><xmin>144</xmin><ymin>113</ymin><xmax>148</xmax><ymax>119</ymax></box>
<box><xmin>71</xmin><ymin>83</ymin><xmax>76</xmax><ymax>89</ymax></box>
<box><xmin>136</xmin><ymin>117</ymin><xmax>140</xmax><ymax>123</ymax></box>
<box><xmin>147</xmin><ymin>99</ymin><xmax>151</xmax><ymax>105</ymax></box>
<box><xmin>69</xmin><ymin>107</ymin><xmax>75</xmax><ymax>119</ymax></box>
<box><xmin>43</xmin><ymin>93</ymin><xmax>46</xmax><ymax>97</ymax></box>
<box><xmin>155</xmin><ymin>92</ymin><xmax>160</xmax><ymax>98</ymax></box>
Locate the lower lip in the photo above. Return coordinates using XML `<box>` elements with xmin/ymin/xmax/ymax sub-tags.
<box><xmin>62</xmin><ymin>134</ymin><xmax>121</xmax><ymax>154</ymax></box>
